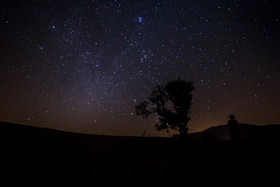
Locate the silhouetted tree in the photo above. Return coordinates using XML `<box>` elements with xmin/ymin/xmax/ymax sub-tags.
<box><xmin>135</xmin><ymin>78</ymin><xmax>194</xmax><ymax>138</ymax></box>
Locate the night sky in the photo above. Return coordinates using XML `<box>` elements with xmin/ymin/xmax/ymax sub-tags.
<box><xmin>1</xmin><ymin>0</ymin><xmax>279</xmax><ymax>136</ymax></box>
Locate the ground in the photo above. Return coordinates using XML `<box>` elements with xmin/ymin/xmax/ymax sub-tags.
<box><xmin>1</xmin><ymin>122</ymin><xmax>279</xmax><ymax>186</ymax></box>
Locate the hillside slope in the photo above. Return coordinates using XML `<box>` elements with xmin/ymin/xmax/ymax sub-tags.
<box><xmin>1</xmin><ymin>121</ymin><xmax>280</xmax><ymax>186</ymax></box>
<box><xmin>187</xmin><ymin>123</ymin><xmax>280</xmax><ymax>141</ymax></box>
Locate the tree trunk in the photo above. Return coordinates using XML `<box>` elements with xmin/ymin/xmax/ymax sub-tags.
<box><xmin>179</xmin><ymin>125</ymin><xmax>188</xmax><ymax>139</ymax></box>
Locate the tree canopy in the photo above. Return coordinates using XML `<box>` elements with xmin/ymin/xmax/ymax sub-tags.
<box><xmin>135</xmin><ymin>78</ymin><xmax>194</xmax><ymax>137</ymax></box>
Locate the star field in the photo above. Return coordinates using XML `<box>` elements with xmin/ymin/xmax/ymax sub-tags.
<box><xmin>0</xmin><ymin>0</ymin><xmax>280</xmax><ymax>136</ymax></box>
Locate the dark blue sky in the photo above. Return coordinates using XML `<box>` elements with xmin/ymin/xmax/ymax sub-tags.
<box><xmin>1</xmin><ymin>0</ymin><xmax>279</xmax><ymax>136</ymax></box>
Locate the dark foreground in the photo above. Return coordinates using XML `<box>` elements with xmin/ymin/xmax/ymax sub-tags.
<box><xmin>1</xmin><ymin>122</ymin><xmax>280</xmax><ymax>186</ymax></box>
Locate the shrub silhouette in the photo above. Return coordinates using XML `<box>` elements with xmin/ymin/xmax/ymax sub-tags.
<box><xmin>135</xmin><ymin>78</ymin><xmax>194</xmax><ymax>138</ymax></box>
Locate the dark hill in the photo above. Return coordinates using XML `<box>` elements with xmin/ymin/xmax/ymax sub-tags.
<box><xmin>1</xmin><ymin>121</ymin><xmax>280</xmax><ymax>187</ymax></box>
<box><xmin>186</xmin><ymin>123</ymin><xmax>280</xmax><ymax>141</ymax></box>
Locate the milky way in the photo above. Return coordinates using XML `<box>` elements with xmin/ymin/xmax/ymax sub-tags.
<box><xmin>1</xmin><ymin>0</ymin><xmax>279</xmax><ymax>136</ymax></box>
